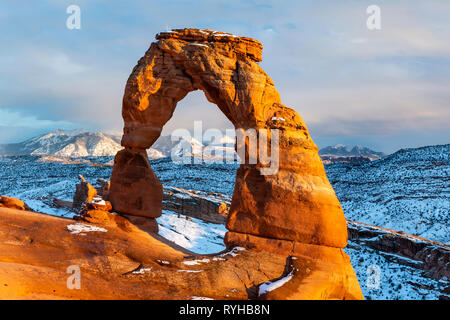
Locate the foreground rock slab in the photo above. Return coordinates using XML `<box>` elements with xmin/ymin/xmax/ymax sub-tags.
<box><xmin>0</xmin><ymin>208</ymin><xmax>362</xmax><ymax>299</ymax></box>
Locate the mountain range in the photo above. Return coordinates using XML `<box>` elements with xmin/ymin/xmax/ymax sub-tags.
<box><xmin>0</xmin><ymin>130</ymin><xmax>386</xmax><ymax>162</ymax></box>
<box><xmin>320</xmin><ymin>144</ymin><xmax>386</xmax><ymax>161</ymax></box>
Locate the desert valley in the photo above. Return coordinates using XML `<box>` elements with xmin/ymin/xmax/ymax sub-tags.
<box><xmin>0</xmin><ymin>23</ymin><xmax>448</xmax><ymax>303</ymax></box>
<box><xmin>0</xmin><ymin>128</ymin><xmax>448</xmax><ymax>299</ymax></box>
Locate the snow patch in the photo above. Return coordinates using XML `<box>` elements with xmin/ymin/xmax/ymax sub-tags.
<box><xmin>90</xmin><ymin>196</ymin><xmax>106</xmax><ymax>206</ymax></box>
<box><xmin>183</xmin><ymin>258</ymin><xmax>210</xmax><ymax>266</ymax></box>
<box><xmin>215</xmin><ymin>247</ymin><xmax>245</xmax><ymax>258</ymax></box>
<box><xmin>258</xmin><ymin>271</ymin><xmax>295</xmax><ymax>296</ymax></box>
<box><xmin>132</xmin><ymin>267</ymin><xmax>152</xmax><ymax>274</ymax></box>
<box><xmin>188</xmin><ymin>43</ymin><xmax>209</xmax><ymax>48</ymax></box>
<box><xmin>66</xmin><ymin>223</ymin><xmax>107</xmax><ymax>235</ymax></box>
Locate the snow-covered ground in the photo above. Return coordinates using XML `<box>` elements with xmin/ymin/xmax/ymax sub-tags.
<box><xmin>325</xmin><ymin>144</ymin><xmax>449</xmax><ymax>243</ymax></box>
<box><xmin>0</xmin><ymin>144</ymin><xmax>448</xmax><ymax>300</ymax></box>
<box><xmin>157</xmin><ymin>210</ymin><xmax>227</xmax><ymax>254</ymax></box>
<box><xmin>345</xmin><ymin>242</ymin><xmax>446</xmax><ymax>300</ymax></box>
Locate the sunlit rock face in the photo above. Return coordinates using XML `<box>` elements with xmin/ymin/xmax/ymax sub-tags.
<box><xmin>0</xmin><ymin>196</ymin><xmax>32</xmax><ymax>211</ymax></box>
<box><xmin>109</xmin><ymin>28</ymin><xmax>363</xmax><ymax>299</ymax></box>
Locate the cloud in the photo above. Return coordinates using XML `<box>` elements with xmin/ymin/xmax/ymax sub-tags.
<box><xmin>0</xmin><ymin>0</ymin><xmax>448</xmax><ymax>153</ymax></box>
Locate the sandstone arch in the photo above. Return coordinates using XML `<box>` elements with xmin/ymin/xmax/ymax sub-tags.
<box><xmin>110</xmin><ymin>28</ymin><xmax>349</xmax><ymax>247</ymax></box>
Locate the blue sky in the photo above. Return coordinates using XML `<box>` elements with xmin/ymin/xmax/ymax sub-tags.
<box><xmin>0</xmin><ymin>0</ymin><xmax>449</xmax><ymax>153</ymax></box>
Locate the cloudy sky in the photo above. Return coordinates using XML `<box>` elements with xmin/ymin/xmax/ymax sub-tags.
<box><xmin>0</xmin><ymin>0</ymin><xmax>449</xmax><ymax>153</ymax></box>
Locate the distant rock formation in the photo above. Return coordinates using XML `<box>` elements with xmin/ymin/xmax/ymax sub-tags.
<box><xmin>162</xmin><ymin>186</ymin><xmax>230</xmax><ymax>224</ymax></box>
<box><xmin>109</xmin><ymin>28</ymin><xmax>363</xmax><ymax>299</ymax></box>
<box><xmin>72</xmin><ymin>175</ymin><xmax>98</xmax><ymax>209</ymax></box>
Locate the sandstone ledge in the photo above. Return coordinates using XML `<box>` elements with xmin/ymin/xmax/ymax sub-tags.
<box><xmin>156</xmin><ymin>28</ymin><xmax>263</xmax><ymax>62</ymax></box>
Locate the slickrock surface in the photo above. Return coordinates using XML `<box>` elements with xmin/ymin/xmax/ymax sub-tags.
<box><xmin>0</xmin><ymin>207</ymin><xmax>362</xmax><ymax>299</ymax></box>
<box><xmin>108</xmin><ymin>28</ymin><xmax>362</xmax><ymax>299</ymax></box>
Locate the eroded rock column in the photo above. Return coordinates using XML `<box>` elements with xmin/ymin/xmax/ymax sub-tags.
<box><xmin>109</xmin><ymin>149</ymin><xmax>162</xmax><ymax>218</ymax></box>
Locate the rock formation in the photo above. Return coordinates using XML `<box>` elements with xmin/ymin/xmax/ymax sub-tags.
<box><xmin>72</xmin><ymin>175</ymin><xmax>97</xmax><ymax>209</ymax></box>
<box><xmin>163</xmin><ymin>186</ymin><xmax>230</xmax><ymax>224</ymax></box>
<box><xmin>108</xmin><ymin>28</ymin><xmax>363</xmax><ymax>299</ymax></box>
<box><xmin>110</xmin><ymin>28</ymin><xmax>347</xmax><ymax>245</ymax></box>
<box><xmin>109</xmin><ymin>149</ymin><xmax>162</xmax><ymax>218</ymax></box>
<box><xmin>0</xmin><ymin>196</ymin><xmax>32</xmax><ymax>211</ymax></box>
<box><xmin>0</xmin><ymin>206</ymin><xmax>309</xmax><ymax>300</ymax></box>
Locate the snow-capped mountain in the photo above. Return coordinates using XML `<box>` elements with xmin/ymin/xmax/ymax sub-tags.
<box><xmin>325</xmin><ymin>144</ymin><xmax>450</xmax><ymax>243</ymax></box>
<box><xmin>320</xmin><ymin>144</ymin><xmax>386</xmax><ymax>160</ymax></box>
<box><xmin>0</xmin><ymin>130</ymin><xmax>165</xmax><ymax>158</ymax></box>
<box><xmin>1</xmin><ymin>130</ymin><xmax>387</xmax><ymax>164</ymax></box>
<box><xmin>0</xmin><ymin>130</ymin><xmax>236</xmax><ymax>160</ymax></box>
<box><xmin>152</xmin><ymin>135</ymin><xmax>204</xmax><ymax>158</ymax></box>
<box><xmin>0</xmin><ymin>130</ymin><xmax>121</xmax><ymax>157</ymax></box>
<box><xmin>152</xmin><ymin>135</ymin><xmax>238</xmax><ymax>162</ymax></box>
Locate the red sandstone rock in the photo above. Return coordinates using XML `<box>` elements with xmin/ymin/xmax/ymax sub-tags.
<box><xmin>120</xmin><ymin>214</ymin><xmax>159</xmax><ymax>234</ymax></box>
<box><xmin>162</xmin><ymin>186</ymin><xmax>230</xmax><ymax>224</ymax></box>
<box><xmin>96</xmin><ymin>178</ymin><xmax>111</xmax><ymax>199</ymax></box>
<box><xmin>0</xmin><ymin>207</ymin><xmax>292</xmax><ymax>300</ymax></box>
<box><xmin>72</xmin><ymin>175</ymin><xmax>97</xmax><ymax>209</ymax></box>
<box><xmin>112</xmin><ymin>28</ymin><xmax>348</xmax><ymax>247</ymax></box>
<box><xmin>0</xmin><ymin>196</ymin><xmax>32</xmax><ymax>211</ymax></box>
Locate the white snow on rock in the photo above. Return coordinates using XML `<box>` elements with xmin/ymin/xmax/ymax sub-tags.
<box><xmin>188</xmin><ymin>43</ymin><xmax>209</xmax><ymax>48</ymax></box>
<box><xmin>177</xmin><ymin>270</ymin><xmax>203</xmax><ymax>273</ymax></box>
<box><xmin>271</xmin><ymin>117</ymin><xmax>286</xmax><ymax>121</ymax></box>
<box><xmin>214</xmin><ymin>247</ymin><xmax>245</xmax><ymax>259</ymax></box>
<box><xmin>212</xmin><ymin>31</ymin><xmax>238</xmax><ymax>38</ymax></box>
<box><xmin>258</xmin><ymin>270</ymin><xmax>295</xmax><ymax>296</ymax></box>
<box><xmin>183</xmin><ymin>258</ymin><xmax>210</xmax><ymax>266</ymax></box>
<box><xmin>66</xmin><ymin>223</ymin><xmax>107</xmax><ymax>235</ymax></box>
<box><xmin>90</xmin><ymin>196</ymin><xmax>106</xmax><ymax>206</ymax></box>
<box><xmin>132</xmin><ymin>267</ymin><xmax>152</xmax><ymax>274</ymax></box>
<box><xmin>326</xmin><ymin>144</ymin><xmax>450</xmax><ymax>243</ymax></box>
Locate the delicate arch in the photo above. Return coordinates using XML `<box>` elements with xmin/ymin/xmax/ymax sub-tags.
<box><xmin>109</xmin><ymin>29</ymin><xmax>348</xmax><ymax>249</ymax></box>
